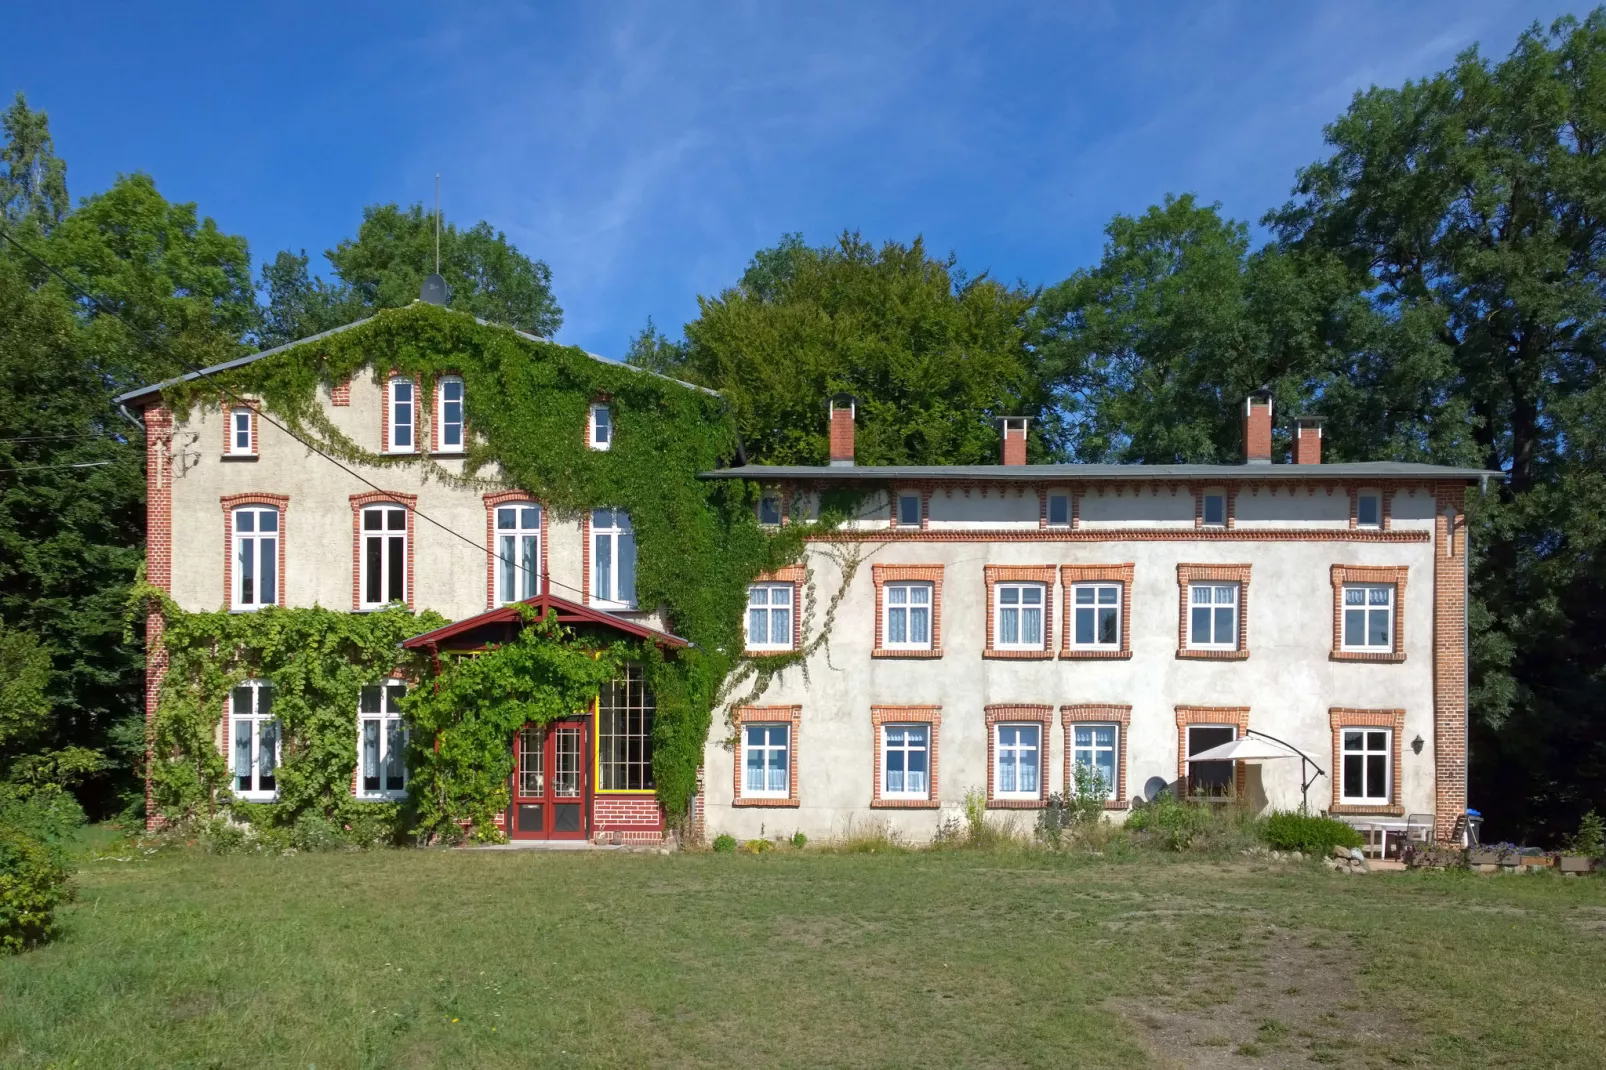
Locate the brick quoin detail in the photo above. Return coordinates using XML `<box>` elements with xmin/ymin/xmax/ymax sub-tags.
<box><xmin>1059</xmin><ymin>563</ymin><xmax>1135</xmax><ymax>659</ymax></box>
<box><xmin>1061</xmin><ymin>704</ymin><xmax>1132</xmax><ymax>809</ymax></box>
<box><xmin>1329</xmin><ymin>564</ymin><xmax>1409</xmax><ymax>663</ymax></box>
<box><xmin>984</xmin><ymin>704</ymin><xmax>1054</xmax><ymax>808</ymax></box>
<box><xmin>143</xmin><ymin>404</ymin><xmax>175</xmax><ymax>829</ymax></box>
<box><xmin>690</xmin><ymin>766</ymin><xmax>706</xmax><ymax>843</ymax></box>
<box><xmin>220</xmin><ymin>493</ymin><xmax>290</xmax><ymax>608</ymax></box>
<box><xmin>1327</xmin><ymin>707</ymin><xmax>1406</xmax><ymax>816</ymax></box>
<box><xmin>581</xmin><ymin>510</ymin><xmax>591</xmax><ymax>604</ymax></box>
<box><xmin>748</xmin><ymin>565</ymin><xmax>805</xmax><ymax>653</ymax></box>
<box><xmin>330</xmin><ymin>377</ymin><xmax>351</xmax><ymax>406</ymax></box>
<box><xmin>983</xmin><ymin>565</ymin><xmax>1057</xmax><ymax>659</ymax></box>
<box><xmin>1175</xmin><ymin>563</ymin><xmax>1251</xmax><ymax>660</ymax></box>
<box><xmin>1433</xmin><ymin>482</ymin><xmax>1468</xmax><ymax>841</ymax></box>
<box><xmin>483</xmin><ymin>492</ymin><xmax>547</xmax><ymax>608</ymax></box>
<box><xmin>221</xmin><ymin>397</ymin><xmax>260</xmax><ymax>457</ymax></box>
<box><xmin>733</xmin><ymin>705</ymin><xmax>802</xmax><ymax>807</ymax></box>
<box><xmin>349</xmin><ymin>492</ymin><xmax>417</xmax><ymax>610</ymax></box>
<box><xmin>1175</xmin><ymin>706</ymin><xmax>1251</xmax><ymax>797</ymax></box>
<box><xmin>870</xmin><ymin>706</ymin><xmax>942</xmax><ymax>808</ymax></box>
<box><xmin>871</xmin><ymin>564</ymin><xmax>944</xmax><ymax>658</ymax></box>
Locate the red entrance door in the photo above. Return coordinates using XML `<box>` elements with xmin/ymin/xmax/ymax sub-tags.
<box><xmin>510</xmin><ymin>720</ymin><xmax>588</xmax><ymax>839</ymax></box>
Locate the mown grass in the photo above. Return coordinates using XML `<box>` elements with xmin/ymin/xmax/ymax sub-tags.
<box><xmin>1</xmin><ymin>840</ymin><xmax>1604</xmax><ymax>1069</ymax></box>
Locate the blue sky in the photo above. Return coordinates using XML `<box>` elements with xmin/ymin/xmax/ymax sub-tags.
<box><xmin>8</xmin><ymin>1</ymin><xmax>1590</xmax><ymax>357</ymax></box>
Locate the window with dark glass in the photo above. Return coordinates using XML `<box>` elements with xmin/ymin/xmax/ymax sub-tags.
<box><xmin>597</xmin><ymin>664</ymin><xmax>655</xmax><ymax>791</ymax></box>
<box><xmin>361</xmin><ymin>505</ymin><xmax>408</xmax><ymax>608</ymax></box>
<box><xmin>359</xmin><ymin>682</ymin><xmax>407</xmax><ymax>796</ymax></box>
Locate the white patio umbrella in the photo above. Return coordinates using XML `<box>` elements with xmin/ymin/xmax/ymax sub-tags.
<box><xmin>1187</xmin><ymin>730</ymin><xmax>1326</xmax><ymax>810</ymax></box>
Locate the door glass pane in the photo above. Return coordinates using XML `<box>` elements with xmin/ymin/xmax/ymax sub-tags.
<box><xmin>260</xmin><ymin>538</ymin><xmax>276</xmax><ymax>605</ymax></box>
<box><xmin>554</xmin><ymin>727</ymin><xmax>581</xmax><ymax>797</ymax></box>
<box><xmin>234</xmin><ymin>721</ymin><xmax>252</xmax><ymax>791</ymax></box>
<box><xmin>362</xmin><ymin>719</ymin><xmax>380</xmax><ymax>791</ymax></box>
<box><xmin>518</xmin><ymin>726</ymin><xmax>545</xmax><ymax>795</ymax></box>
<box><xmin>387</xmin><ymin>536</ymin><xmax>405</xmax><ymax>603</ymax></box>
<box><xmin>258</xmin><ymin>721</ymin><xmax>277</xmax><ymax>791</ymax></box>
<box><xmin>385</xmin><ymin>720</ymin><xmax>407</xmax><ymax>791</ymax></box>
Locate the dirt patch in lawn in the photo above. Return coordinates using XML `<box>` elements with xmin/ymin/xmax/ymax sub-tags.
<box><xmin>1108</xmin><ymin>924</ymin><xmax>1418</xmax><ymax>1068</ymax></box>
<box><xmin>1567</xmin><ymin>906</ymin><xmax>1606</xmax><ymax>936</ymax></box>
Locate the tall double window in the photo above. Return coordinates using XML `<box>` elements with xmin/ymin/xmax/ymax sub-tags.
<box><xmin>231</xmin><ymin>506</ymin><xmax>279</xmax><ymax>610</ymax></box>
<box><xmin>437</xmin><ymin>376</ymin><xmax>464</xmax><ymax>452</ymax></box>
<box><xmin>388</xmin><ymin>377</ymin><xmax>415</xmax><ymax>453</ymax></box>
<box><xmin>496</xmin><ymin>504</ymin><xmax>542</xmax><ymax>604</ymax></box>
<box><xmin>231</xmin><ymin>680</ymin><xmax>278</xmax><ymax>800</ymax></box>
<box><xmin>746</xmin><ymin>584</ymin><xmax>794</xmax><ymax>651</ymax></box>
<box><xmin>994</xmin><ymin>583</ymin><xmax>1045</xmax><ymax>650</ymax></box>
<box><xmin>358</xmin><ymin>683</ymin><xmax>407</xmax><ymax>798</ymax></box>
<box><xmin>226</xmin><ymin>407</ymin><xmax>254</xmax><ymax>456</ymax></box>
<box><xmin>360</xmin><ymin>505</ymin><xmax>409</xmax><ymax>609</ymax></box>
<box><xmin>591</xmin><ymin>508</ymin><xmax>635</xmax><ymax>608</ymax></box>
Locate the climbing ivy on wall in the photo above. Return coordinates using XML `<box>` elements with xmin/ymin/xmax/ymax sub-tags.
<box><xmin>150</xmin><ymin>302</ymin><xmax>805</xmax><ymax>834</ymax></box>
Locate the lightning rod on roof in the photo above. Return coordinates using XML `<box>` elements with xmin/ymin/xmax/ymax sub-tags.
<box><xmin>420</xmin><ymin>173</ymin><xmax>450</xmax><ymax>306</ymax></box>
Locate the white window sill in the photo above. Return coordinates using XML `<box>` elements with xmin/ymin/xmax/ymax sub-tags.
<box><xmin>992</xmin><ymin>794</ymin><xmax>1039</xmax><ymax>803</ymax></box>
<box><xmin>592</xmin><ymin>600</ymin><xmax>637</xmax><ymax>612</ymax></box>
<box><xmin>433</xmin><ymin>447</ymin><xmax>465</xmax><ymax>455</ymax></box>
<box><xmin>385</xmin><ymin>446</ymin><xmax>417</xmax><ymax>455</ymax></box>
<box><xmin>746</xmin><ymin>645</ymin><xmax>794</xmax><ymax>654</ymax></box>
<box><xmin>993</xmin><ymin>645</ymin><xmax>1046</xmax><ymax>653</ymax></box>
<box><xmin>357</xmin><ymin>791</ymin><xmax>409</xmax><ymax>802</ymax></box>
<box><xmin>881</xmin><ymin>793</ymin><xmax>930</xmax><ymax>802</ymax></box>
<box><xmin>233</xmin><ymin>792</ymin><xmax>279</xmax><ymax>803</ymax></box>
<box><xmin>740</xmin><ymin>792</ymin><xmax>790</xmax><ymax>801</ymax></box>
<box><xmin>881</xmin><ymin>645</ymin><xmax>933</xmax><ymax>653</ymax></box>
<box><xmin>1185</xmin><ymin>644</ymin><xmax>1239</xmax><ymax>652</ymax></box>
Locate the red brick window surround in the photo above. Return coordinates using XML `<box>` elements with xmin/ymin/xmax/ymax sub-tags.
<box><xmin>222</xmin><ymin>398</ymin><xmax>259</xmax><ymax>459</ymax></box>
<box><xmin>733</xmin><ymin>705</ymin><xmax>801</xmax><ymax>807</ymax></box>
<box><xmin>350</xmin><ymin>492</ymin><xmax>417</xmax><ymax>610</ymax></box>
<box><xmin>983</xmin><ymin>565</ymin><xmax>1057</xmax><ymax>659</ymax></box>
<box><xmin>1062</xmin><ymin>704</ymin><xmax>1131</xmax><ymax>809</ymax></box>
<box><xmin>381</xmin><ymin>373</ymin><xmax>419</xmax><ymax>455</ymax></box>
<box><xmin>871</xmin><ymin>706</ymin><xmax>941</xmax><ymax>808</ymax></box>
<box><xmin>221</xmin><ymin>493</ymin><xmax>288</xmax><ymax>611</ymax></box>
<box><xmin>1194</xmin><ymin>485</ymin><xmax>1236</xmax><ymax>529</ymax></box>
<box><xmin>330</xmin><ymin>377</ymin><xmax>351</xmax><ymax>406</ymax></box>
<box><xmin>1041</xmin><ymin>486</ymin><xmax>1076</xmax><ymax>529</ymax></box>
<box><xmin>891</xmin><ymin>486</ymin><xmax>929</xmax><ymax>530</ymax></box>
<box><xmin>746</xmin><ymin>565</ymin><xmax>804</xmax><ymax>655</ymax></box>
<box><xmin>1348</xmin><ymin>486</ymin><xmax>1392</xmax><ymax>531</ymax></box>
<box><xmin>1175</xmin><ymin>706</ymin><xmax>1251</xmax><ymax>797</ymax></box>
<box><xmin>1328</xmin><ymin>707</ymin><xmax>1405</xmax><ymax>816</ymax></box>
<box><xmin>1330</xmin><ymin>564</ymin><xmax>1408</xmax><ymax>663</ymax></box>
<box><xmin>872</xmin><ymin>564</ymin><xmax>943</xmax><ymax>658</ymax></box>
<box><xmin>1176</xmin><ymin>563</ymin><xmax>1251</xmax><ymax>660</ymax></box>
<box><xmin>1060</xmin><ymin>564</ymin><xmax>1134</xmax><ymax>659</ymax></box>
<box><xmin>984</xmin><ymin>704</ymin><xmax>1054</xmax><ymax>808</ymax></box>
<box><xmin>484</xmin><ymin>492</ymin><xmax>547</xmax><ymax>609</ymax></box>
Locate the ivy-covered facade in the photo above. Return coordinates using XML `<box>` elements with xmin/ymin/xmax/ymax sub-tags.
<box><xmin>118</xmin><ymin>302</ymin><xmax>797</xmax><ymax>843</ymax></box>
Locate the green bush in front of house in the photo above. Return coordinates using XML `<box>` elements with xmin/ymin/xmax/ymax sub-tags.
<box><xmin>1259</xmin><ymin>810</ymin><xmax>1364</xmax><ymax>855</ymax></box>
<box><xmin>0</xmin><ymin>818</ymin><xmax>73</xmax><ymax>954</ymax></box>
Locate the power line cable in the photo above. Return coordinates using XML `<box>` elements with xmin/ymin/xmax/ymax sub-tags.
<box><xmin>0</xmin><ymin>460</ymin><xmax>114</xmax><ymax>475</ymax></box>
<box><xmin>0</xmin><ymin>224</ymin><xmax>605</xmax><ymax>608</ymax></box>
<box><xmin>0</xmin><ymin>431</ymin><xmax>133</xmax><ymax>444</ymax></box>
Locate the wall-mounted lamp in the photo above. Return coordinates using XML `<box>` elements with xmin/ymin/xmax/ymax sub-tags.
<box><xmin>1411</xmin><ymin>734</ymin><xmax>1425</xmax><ymax>755</ymax></box>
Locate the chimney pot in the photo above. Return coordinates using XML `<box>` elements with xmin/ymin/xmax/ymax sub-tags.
<box><xmin>828</xmin><ymin>393</ymin><xmax>856</xmax><ymax>467</ymax></box>
<box><xmin>1000</xmin><ymin>417</ymin><xmax>1029</xmax><ymax>466</ymax></box>
<box><xmin>1293</xmin><ymin>417</ymin><xmax>1323</xmax><ymax>465</ymax></box>
<box><xmin>1243</xmin><ymin>393</ymin><xmax>1273</xmax><ymax>465</ymax></box>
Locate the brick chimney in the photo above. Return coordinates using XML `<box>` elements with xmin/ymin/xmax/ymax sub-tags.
<box><xmin>1293</xmin><ymin>417</ymin><xmax>1323</xmax><ymax>465</ymax></box>
<box><xmin>828</xmin><ymin>393</ymin><xmax>856</xmax><ymax>467</ymax></box>
<box><xmin>1000</xmin><ymin>417</ymin><xmax>1029</xmax><ymax>466</ymax></box>
<box><xmin>1243</xmin><ymin>392</ymin><xmax>1273</xmax><ymax>465</ymax></box>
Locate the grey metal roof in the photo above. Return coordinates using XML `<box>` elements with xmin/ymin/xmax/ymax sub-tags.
<box><xmin>113</xmin><ymin>306</ymin><xmax>719</xmax><ymax>405</ymax></box>
<box><xmin>699</xmin><ymin>462</ymin><xmax>1504</xmax><ymax>483</ymax></box>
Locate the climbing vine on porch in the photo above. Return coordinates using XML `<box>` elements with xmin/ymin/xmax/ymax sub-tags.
<box><xmin>152</xmin><ymin>302</ymin><xmax>808</xmax><ymax>830</ymax></box>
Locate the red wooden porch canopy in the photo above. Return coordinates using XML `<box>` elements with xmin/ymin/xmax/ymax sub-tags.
<box><xmin>400</xmin><ymin>592</ymin><xmax>690</xmax><ymax>654</ymax></box>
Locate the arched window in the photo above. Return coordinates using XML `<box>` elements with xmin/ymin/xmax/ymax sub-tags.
<box><xmin>231</xmin><ymin>505</ymin><xmax>279</xmax><ymax>610</ymax></box>
<box><xmin>495</xmin><ymin>503</ymin><xmax>542</xmax><ymax>604</ymax></box>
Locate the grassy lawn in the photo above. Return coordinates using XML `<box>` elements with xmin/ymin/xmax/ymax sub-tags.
<box><xmin>2</xmin><ymin>843</ymin><xmax>1605</xmax><ymax>1069</ymax></box>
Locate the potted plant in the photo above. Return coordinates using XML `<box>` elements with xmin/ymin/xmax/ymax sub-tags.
<box><xmin>1466</xmin><ymin>842</ymin><xmax>1520</xmax><ymax>867</ymax></box>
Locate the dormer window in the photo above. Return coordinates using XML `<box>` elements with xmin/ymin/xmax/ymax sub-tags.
<box><xmin>1046</xmin><ymin>492</ymin><xmax>1070</xmax><ymax>527</ymax></box>
<box><xmin>589</xmin><ymin>404</ymin><xmax>612</xmax><ymax>450</ymax></box>
<box><xmin>388</xmin><ymin>378</ymin><xmax>415</xmax><ymax>453</ymax></box>
<box><xmin>436</xmin><ymin>376</ymin><xmax>464</xmax><ymax>452</ymax></box>
<box><xmin>1202</xmin><ymin>492</ymin><xmax>1226</xmax><ymax>527</ymax></box>
<box><xmin>896</xmin><ymin>493</ymin><xmax>922</xmax><ymax>528</ymax></box>
<box><xmin>1357</xmin><ymin>491</ymin><xmax>1381</xmax><ymax>529</ymax></box>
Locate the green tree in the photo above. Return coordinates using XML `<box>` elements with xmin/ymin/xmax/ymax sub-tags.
<box><xmin>257</xmin><ymin>248</ymin><xmax>357</xmax><ymax>350</ymax></box>
<box><xmin>665</xmin><ymin>232</ymin><xmax>1048</xmax><ymax>465</ymax></box>
<box><xmin>1</xmin><ymin>93</ymin><xmax>68</xmax><ymax>231</ymax></box>
<box><xmin>1268</xmin><ymin>12</ymin><xmax>1606</xmax><ymax>841</ymax></box>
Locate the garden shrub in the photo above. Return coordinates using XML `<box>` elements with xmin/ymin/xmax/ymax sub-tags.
<box><xmin>1125</xmin><ymin>794</ymin><xmax>1214</xmax><ymax>851</ymax></box>
<box><xmin>0</xmin><ymin>791</ymin><xmax>85</xmax><ymax>866</ymax></box>
<box><xmin>0</xmin><ymin>821</ymin><xmax>72</xmax><ymax>953</ymax></box>
<box><xmin>790</xmin><ymin>831</ymin><xmax>807</xmax><ymax>849</ymax></box>
<box><xmin>1569</xmin><ymin>810</ymin><xmax>1605</xmax><ymax>856</ymax></box>
<box><xmin>712</xmin><ymin>833</ymin><xmax>736</xmax><ymax>853</ymax></box>
<box><xmin>1259</xmin><ymin>810</ymin><xmax>1363</xmax><ymax>855</ymax></box>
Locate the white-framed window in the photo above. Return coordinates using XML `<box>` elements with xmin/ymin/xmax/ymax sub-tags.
<box><xmin>741</xmin><ymin>722</ymin><xmax>791</xmax><ymax>798</ymax></box>
<box><xmin>1047</xmin><ymin>492</ymin><xmax>1071</xmax><ymax>527</ymax></box>
<box><xmin>746</xmin><ymin>583</ymin><xmax>794</xmax><ymax>651</ymax></box>
<box><xmin>495</xmin><ymin>503</ymin><xmax>542</xmax><ymax>605</ymax></box>
<box><xmin>436</xmin><ymin>376</ymin><xmax>464</xmax><ymax>452</ymax></box>
<box><xmin>591</xmin><ymin>508</ymin><xmax>635</xmax><ymax>607</ymax></box>
<box><xmin>1071</xmin><ymin>724</ymin><xmax>1118</xmax><ymax>800</ymax></box>
<box><xmin>358</xmin><ymin>682</ymin><xmax>408</xmax><ymax>798</ymax></box>
<box><xmin>1357</xmin><ymin>491</ymin><xmax>1381</xmax><ymax>528</ymax></box>
<box><xmin>1070</xmin><ymin>582</ymin><xmax>1120</xmax><ymax>648</ymax></box>
<box><xmin>994</xmin><ymin>582</ymin><xmax>1045</xmax><ymax>649</ymax></box>
<box><xmin>230</xmin><ymin>680</ymin><xmax>278</xmax><ymax>800</ymax></box>
<box><xmin>1341</xmin><ymin>728</ymin><xmax>1391</xmax><ymax>804</ymax></box>
<box><xmin>1187</xmin><ymin>583</ymin><xmax>1239</xmax><ymax>649</ymax></box>
<box><xmin>881</xmin><ymin>724</ymin><xmax>930</xmax><ymax>799</ymax></box>
<box><xmin>227</xmin><ymin>408</ymin><xmax>253</xmax><ymax>455</ymax></box>
<box><xmin>883</xmin><ymin>582</ymin><xmax>932</xmax><ymax>650</ymax></box>
<box><xmin>758</xmin><ymin>493</ymin><xmax>782</xmax><ymax>526</ymax></box>
<box><xmin>360</xmin><ymin>505</ymin><xmax>408</xmax><ymax>609</ymax></box>
<box><xmin>895</xmin><ymin>492</ymin><xmax>921</xmax><ymax>527</ymax></box>
<box><xmin>589</xmin><ymin>403</ymin><xmax>612</xmax><ymax>450</ymax></box>
<box><xmin>388</xmin><ymin>377</ymin><xmax>415</xmax><ymax>453</ymax></box>
<box><xmin>1342</xmin><ymin>584</ymin><xmax>1394</xmax><ymax>650</ymax></box>
<box><xmin>231</xmin><ymin>506</ymin><xmax>279</xmax><ymax>611</ymax></box>
<box><xmin>1202</xmin><ymin>491</ymin><xmax>1227</xmax><ymax>527</ymax></box>
<box><xmin>993</xmin><ymin>723</ymin><xmax>1040</xmax><ymax>799</ymax></box>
